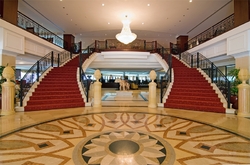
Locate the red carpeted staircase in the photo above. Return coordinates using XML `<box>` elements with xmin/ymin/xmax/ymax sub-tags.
<box><xmin>164</xmin><ymin>57</ymin><xmax>225</xmax><ymax>113</ymax></box>
<box><xmin>24</xmin><ymin>56</ymin><xmax>85</xmax><ymax>111</ymax></box>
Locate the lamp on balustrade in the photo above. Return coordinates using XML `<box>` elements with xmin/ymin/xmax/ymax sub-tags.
<box><xmin>116</xmin><ymin>16</ymin><xmax>137</xmax><ymax>44</ymax></box>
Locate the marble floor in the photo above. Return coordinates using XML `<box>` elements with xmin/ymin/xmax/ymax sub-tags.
<box><xmin>0</xmin><ymin>91</ymin><xmax>250</xmax><ymax>165</ymax></box>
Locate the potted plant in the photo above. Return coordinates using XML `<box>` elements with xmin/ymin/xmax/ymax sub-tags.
<box><xmin>228</xmin><ymin>68</ymin><xmax>241</xmax><ymax>109</ymax></box>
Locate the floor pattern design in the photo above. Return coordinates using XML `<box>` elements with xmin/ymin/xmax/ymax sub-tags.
<box><xmin>0</xmin><ymin>112</ymin><xmax>250</xmax><ymax>165</ymax></box>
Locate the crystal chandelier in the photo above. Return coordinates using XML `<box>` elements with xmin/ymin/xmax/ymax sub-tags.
<box><xmin>116</xmin><ymin>18</ymin><xmax>137</xmax><ymax>44</ymax></box>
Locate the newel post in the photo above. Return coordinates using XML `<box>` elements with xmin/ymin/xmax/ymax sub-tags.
<box><xmin>148</xmin><ymin>70</ymin><xmax>157</xmax><ymax>108</ymax></box>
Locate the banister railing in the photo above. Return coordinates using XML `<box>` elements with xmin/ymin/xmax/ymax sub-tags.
<box><xmin>20</xmin><ymin>50</ymin><xmax>72</xmax><ymax>106</ymax></box>
<box><xmin>57</xmin><ymin>50</ymin><xmax>77</xmax><ymax>67</ymax></box>
<box><xmin>188</xmin><ymin>14</ymin><xmax>234</xmax><ymax>49</ymax></box>
<box><xmin>78</xmin><ymin>48</ymin><xmax>93</xmax><ymax>102</ymax></box>
<box><xmin>159</xmin><ymin>51</ymin><xmax>172</xmax><ymax>103</ymax></box>
<box><xmin>178</xmin><ymin>52</ymin><xmax>231</xmax><ymax>108</ymax></box>
<box><xmin>17</xmin><ymin>11</ymin><xmax>65</xmax><ymax>48</ymax></box>
<box><xmin>79</xmin><ymin>67</ymin><xmax>92</xmax><ymax>103</ymax></box>
<box><xmin>160</xmin><ymin>68</ymin><xmax>171</xmax><ymax>103</ymax></box>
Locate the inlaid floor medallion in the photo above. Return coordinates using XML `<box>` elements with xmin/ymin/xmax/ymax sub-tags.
<box><xmin>73</xmin><ymin>130</ymin><xmax>175</xmax><ymax>165</ymax></box>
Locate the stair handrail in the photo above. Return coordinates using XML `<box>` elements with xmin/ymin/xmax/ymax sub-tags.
<box><xmin>178</xmin><ymin>51</ymin><xmax>231</xmax><ymax>108</ymax></box>
<box><xmin>19</xmin><ymin>50</ymin><xmax>73</xmax><ymax>107</ymax></box>
<box><xmin>56</xmin><ymin>50</ymin><xmax>78</xmax><ymax>67</ymax></box>
<box><xmin>79</xmin><ymin>67</ymin><xmax>92</xmax><ymax>102</ymax></box>
<box><xmin>157</xmin><ymin>49</ymin><xmax>172</xmax><ymax>103</ymax></box>
<box><xmin>78</xmin><ymin>47</ymin><xmax>93</xmax><ymax>102</ymax></box>
<box><xmin>160</xmin><ymin>68</ymin><xmax>171</xmax><ymax>103</ymax></box>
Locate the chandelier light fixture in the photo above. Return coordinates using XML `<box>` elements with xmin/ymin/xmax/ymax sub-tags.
<box><xmin>116</xmin><ymin>16</ymin><xmax>137</xmax><ymax>44</ymax></box>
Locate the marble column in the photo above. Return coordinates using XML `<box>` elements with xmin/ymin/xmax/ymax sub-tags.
<box><xmin>237</xmin><ymin>68</ymin><xmax>250</xmax><ymax>117</ymax></box>
<box><xmin>1</xmin><ymin>65</ymin><xmax>15</xmax><ymax>115</ymax></box>
<box><xmin>93</xmin><ymin>70</ymin><xmax>102</xmax><ymax>108</ymax></box>
<box><xmin>148</xmin><ymin>70</ymin><xmax>157</xmax><ymax>108</ymax></box>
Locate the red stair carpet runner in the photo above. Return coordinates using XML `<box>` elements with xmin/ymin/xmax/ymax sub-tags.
<box><xmin>164</xmin><ymin>57</ymin><xmax>225</xmax><ymax>113</ymax></box>
<box><xmin>25</xmin><ymin>56</ymin><xmax>85</xmax><ymax>111</ymax></box>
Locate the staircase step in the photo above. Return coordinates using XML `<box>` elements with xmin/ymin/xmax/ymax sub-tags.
<box><xmin>25</xmin><ymin>102</ymin><xmax>85</xmax><ymax>111</ymax></box>
<box><xmin>27</xmin><ymin>98</ymin><xmax>84</xmax><ymax>105</ymax></box>
<box><xmin>169</xmin><ymin>92</ymin><xmax>217</xmax><ymax>97</ymax></box>
<box><xmin>35</xmin><ymin>87</ymin><xmax>79</xmax><ymax>91</ymax></box>
<box><xmin>39</xmin><ymin>80</ymin><xmax>78</xmax><ymax>84</ymax></box>
<box><xmin>170</xmin><ymin>88</ymin><xmax>215</xmax><ymax>93</ymax></box>
<box><xmin>39</xmin><ymin>82</ymin><xmax>78</xmax><ymax>85</ymax></box>
<box><xmin>37</xmin><ymin>84</ymin><xmax>79</xmax><ymax>88</ymax></box>
<box><xmin>173</xmin><ymin>82</ymin><xmax>210</xmax><ymax>85</ymax></box>
<box><xmin>31</xmin><ymin>90</ymin><xmax>81</xmax><ymax>95</ymax></box>
<box><xmin>166</xmin><ymin>99</ymin><xmax>223</xmax><ymax>106</ymax></box>
<box><xmin>29</xmin><ymin>94</ymin><xmax>82</xmax><ymax>100</ymax></box>
<box><xmin>167</xmin><ymin>95</ymin><xmax>220</xmax><ymax>102</ymax></box>
<box><xmin>172</xmin><ymin>85</ymin><xmax>212</xmax><ymax>89</ymax></box>
<box><xmin>165</xmin><ymin>103</ymin><xmax>225</xmax><ymax>113</ymax></box>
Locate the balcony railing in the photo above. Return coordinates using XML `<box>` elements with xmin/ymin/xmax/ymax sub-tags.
<box><xmin>17</xmin><ymin>11</ymin><xmax>64</xmax><ymax>48</ymax></box>
<box><xmin>188</xmin><ymin>14</ymin><xmax>234</xmax><ymax>49</ymax></box>
<box><xmin>92</xmin><ymin>39</ymin><xmax>170</xmax><ymax>54</ymax></box>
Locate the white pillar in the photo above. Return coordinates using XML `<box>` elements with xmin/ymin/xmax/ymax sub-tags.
<box><xmin>237</xmin><ymin>68</ymin><xmax>250</xmax><ymax>117</ymax></box>
<box><xmin>93</xmin><ymin>70</ymin><xmax>102</xmax><ymax>107</ymax></box>
<box><xmin>1</xmin><ymin>65</ymin><xmax>15</xmax><ymax>115</ymax></box>
<box><xmin>148</xmin><ymin>70</ymin><xmax>157</xmax><ymax>108</ymax></box>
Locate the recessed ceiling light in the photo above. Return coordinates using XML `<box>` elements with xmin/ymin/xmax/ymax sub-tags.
<box><xmin>189</xmin><ymin>0</ymin><xmax>192</xmax><ymax>2</ymax></box>
<box><xmin>102</xmin><ymin>3</ymin><xmax>104</xmax><ymax>6</ymax></box>
<box><xmin>71</xmin><ymin>19</ymin><xmax>72</xmax><ymax>21</ymax></box>
<box><xmin>147</xmin><ymin>4</ymin><xmax>150</xmax><ymax>6</ymax></box>
<box><xmin>60</xmin><ymin>0</ymin><xmax>62</xmax><ymax>1</ymax></box>
<box><xmin>108</xmin><ymin>22</ymin><xmax>110</xmax><ymax>24</ymax></box>
<box><xmin>142</xmin><ymin>22</ymin><xmax>144</xmax><ymax>25</ymax></box>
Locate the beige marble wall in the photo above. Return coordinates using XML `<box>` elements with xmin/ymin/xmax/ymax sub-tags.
<box><xmin>1</xmin><ymin>54</ymin><xmax>16</xmax><ymax>67</ymax></box>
